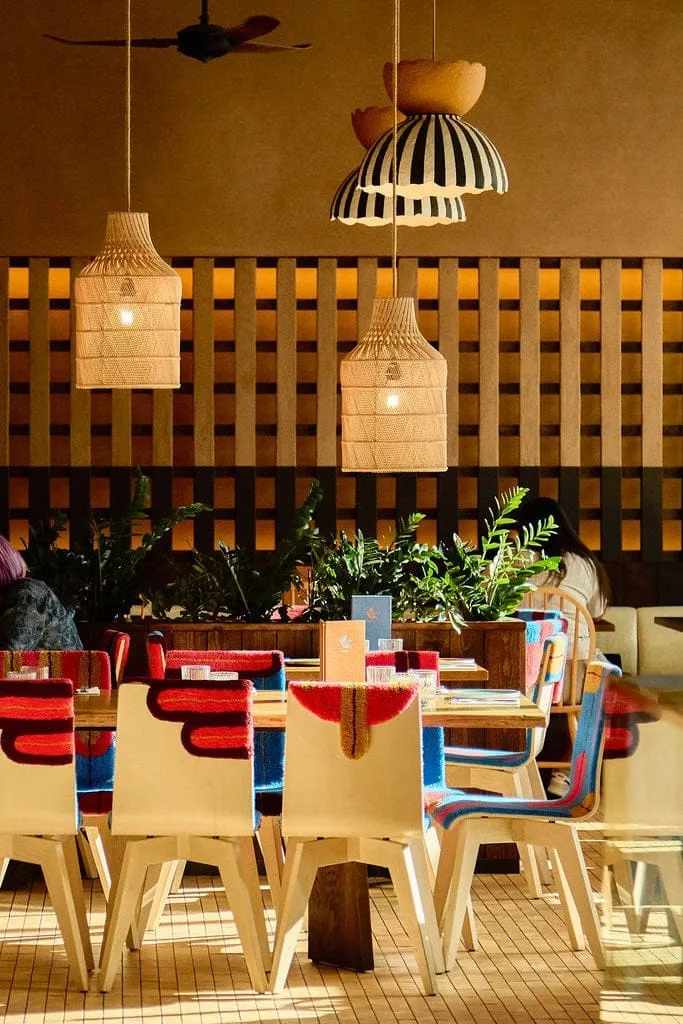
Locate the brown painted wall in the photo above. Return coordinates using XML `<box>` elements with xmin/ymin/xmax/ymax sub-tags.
<box><xmin>0</xmin><ymin>0</ymin><xmax>681</xmax><ymax>257</ymax></box>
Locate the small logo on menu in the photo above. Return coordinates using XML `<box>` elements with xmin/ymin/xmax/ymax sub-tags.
<box><xmin>338</xmin><ymin>633</ymin><xmax>353</xmax><ymax>651</ymax></box>
<box><xmin>366</xmin><ymin>607</ymin><xmax>377</xmax><ymax>620</ymax></box>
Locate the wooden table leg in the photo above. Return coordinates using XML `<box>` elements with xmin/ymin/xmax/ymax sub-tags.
<box><xmin>307</xmin><ymin>863</ymin><xmax>374</xmax><ymax>971</ymax></box>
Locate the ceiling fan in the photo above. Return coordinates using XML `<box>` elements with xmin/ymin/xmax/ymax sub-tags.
<box><xmin>45</xmin><ymin>1</ymin><xmax>311</xmax><ymax>63</ymax></box>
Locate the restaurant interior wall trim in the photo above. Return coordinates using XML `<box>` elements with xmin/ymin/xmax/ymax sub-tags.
<box><xmin>0</xmin><ymin>254</ymin><xmax>680</xmax><ymax>607</ymax></box>
<box><xmin>0</xmin><ymin>0</ymin><xmax>682</xmax><ymax>257</ymax></box>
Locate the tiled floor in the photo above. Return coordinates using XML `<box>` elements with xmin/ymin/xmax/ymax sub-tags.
<box><xmin>0</xmin><ymin>836</ymin><xmax>680</xmax><ymax>1024</ymax></box>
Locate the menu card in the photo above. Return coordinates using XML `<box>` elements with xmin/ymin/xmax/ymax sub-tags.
<box><xmin>319</xmin><ymin>620</ymin><xmax>366</xmax><ymax>682</ymax></box>
<box><xmin>351</xmin><ymin>595</ymin><xmax>392</xmax><ymax>652</ymax></box>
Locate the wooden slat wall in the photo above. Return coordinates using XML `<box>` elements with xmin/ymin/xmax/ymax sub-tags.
<box><xmin>2</xmin><ymin>254</ymin><xmax>681</xmax><ymax>604</ymax></box>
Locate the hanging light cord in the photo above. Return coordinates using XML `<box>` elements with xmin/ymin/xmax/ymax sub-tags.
<box><xmin>125</xmin><ymin>0</ymin><xmax>132</xmax><ymax>212</ymax></box>
<box><xmin>432</xmin><ymin>0</ymin><xmax>437</xmax><ymax>61</ymax></box>
<box><xmin>391</xmin><ymin>0</ymin><xmax>399</xmax><ymax>297</ymax></box>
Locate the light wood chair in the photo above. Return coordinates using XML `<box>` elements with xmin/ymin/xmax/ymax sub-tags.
<box><xmin>270</xmin><ymin>680</ymin><xmax>443</xmax><ymax>995</ymax></box>
<box><xmin>0</xmin><ymin>677</ymin><xmax>94</xmax><ymax>990</ymax></box>
<box><xmin>96</xmin><ymin>677</ymin><xmax>271</xmax><ymax>993</ymax></box>
<box><xmin>430</xmin><ymin>659</ymin><xmax>622</xmax><ymax>972</ymax></box>
<box><xmin>444</xmin><ymin>632</ymin><xmax>569</xmax><ymax>895</ymax></box>
<box><xmin>522</xmin><ymin>585</ymin><xmax>596</xmax><ymax>755</ymax></box>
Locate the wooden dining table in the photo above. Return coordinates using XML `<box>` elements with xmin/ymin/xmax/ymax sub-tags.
<box><xmin>74</xmin><ymin>685</ymin><xmax>544</xmax><ymax>974</ymax></box>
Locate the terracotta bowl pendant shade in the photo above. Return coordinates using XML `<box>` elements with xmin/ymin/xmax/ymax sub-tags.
<box><xmin>340</xmin><ymin>297</ymin><xmax>447</xmax><ymax>473</ymax></box>
<box><xmin>357</xmin><ymin>111</ymin><xmax>508</xmax><ymax>199</ymax></box>
<box><xmin>74</xmin><ymin>212</ymin><xmax>182</xmax><ymax>389</ymax></box>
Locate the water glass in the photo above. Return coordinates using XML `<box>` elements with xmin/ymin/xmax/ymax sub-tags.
<box><xmin>22</xmin><ymin>666</ymin><xmax>49</xmax><ymax>679</ymax></box>
<box><xmin>413</xmin><ymin>668</ymin><xmax>439</xmax><ymax>710</ymax></box>
<box><xmin>377</xmin><ymin>637</ymin><xmax>403</xmax><ymax>652</ymax></box>
<box><xmin>366</xmin><ymin>665</ymin><xmax>396</xmax><ymax>684</ymax></box>
<box><xmin>7</xmin><ymin>670</ymin><xmax>34</xmax><ymax>679</ymax></box>
<box><xmin>181</xmin><ymin>664</ymin><xmax>211</xmax><ymax>680</ymax></box>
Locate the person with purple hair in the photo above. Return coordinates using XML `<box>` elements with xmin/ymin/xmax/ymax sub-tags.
<box><xmin>0</xmin><ymin>535</ymin><xmax>82</xmax><ymax>650</ymax></box>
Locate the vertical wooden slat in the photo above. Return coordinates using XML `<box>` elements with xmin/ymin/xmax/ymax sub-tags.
<box><xmin>600</xmin><ymin>259</ymin><xmax>622</xmax><ymax>558</ymax></box>
<box><xmin>641</xmin><ymin>259</ymin><xmax>663</xmax><ymax>469</ymax></box>
<box><xmin>600</xmin><ymin>259</ymin><xmax>622</xmax><ymax>468</ymax></box>
<box><xmin>234</xmin><ymin>258</ymin><xmax>257</xmax><ymax>549</ymax></box>
<box><xmin>275</xmin><ymin>258</ymin><xmax>297</xmax><ymax>544</ymax></box>
<box><xmin>355</xmin><ymin>258</ymin><xmax>378</xmax><ymax>537</ymax></box>
<box><xmin>316</xmin><ymin>260</ymin><xmax>338</xmax><ymax>535</ymax></box>
<box><xmin>478</xmin><ymin>259</ymin><xmax>500</xmax><ymax>529</ymax></box>
<box><xmin>0</xmin><ymin>259</ymin><xmax>9</xmax><ymax>536</ymax></box>
<box><xmin>276</xmin><ymin>258</ymin><xmax>297</xmax><ymax>468</ymax></box>
<box><xmin>478</xmin><ymin>259</ymin><xmax>499</xmax><ymax>468</ymax></box>
<box><xmin>316</xmin><ymin>258</ymin><xmax>337</xmax><ymax>468</ymax></box>
<box><xmin>235</xmin><ymin>258</ymin><xmax>257</xmax><ymax>468</ymax></box>
<box><xmin>396</xmin><ymin>258</ymin><xmax>419</xmax><ymax>518</ymax></box>
<box><xmin>70</xmin><ymin>257</ymin><xmax>92</xmax><ymax>469</ymax></box>
<box><xmin>28</xmin><ymin>259</ymin><xmax>50</xmax><ymax>525</ymax></box>
<box><xmin>29</xmin><ymin>259</ymin><xmax>50</xmax><ymax>466</ymax></box>
<box><xmin>193</xmin><ymin>258</ymin><xmax>216</xmax><ymax>551</ymax></box>
<box><xmin>559</xmin><ymin>258</ymin><xmax>581</xmax><ymax>525</ymax></box>
<box><xmin>641</xmin><ymin>258</ymin><xmax>664</xmax><ymax>560</ymax></box>
<box><xmin>519</xmin><ymin>258</ymin><xmax>540</xmax><ymax>468</ymax></box>
<box><xmin>437</xmin><ymin>258</ymin><xmax>460</xmax><ymax>541</ymax></box>
<box><xmin>111</xmin><ymin>391</ymin><xmax>132</xmax><ymax>467</ymax></box>
<box><xmin>152</xmin><ymin>393</ymin><xmax>173</xmax><ymax>469</ymax></box>
<box><xmin>68</xmin><ymin>257</ymin><xmax>92</xmax><ymax>545</ymax></box>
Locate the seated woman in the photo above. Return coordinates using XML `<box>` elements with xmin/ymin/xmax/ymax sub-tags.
<box><xmin>0</xmin><ymin>535</ymin><xmax>82</xmax><ymax>650</ymax></box>
<box><xmin>515</xmin><ymin>496</ymin><xmax>610</xmax><ymax>794</ymax></box>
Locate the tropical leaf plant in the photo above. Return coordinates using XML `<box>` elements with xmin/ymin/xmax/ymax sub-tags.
<box><xmin>23</xmin><ymin>472</ymin><xmax>208</xmax><ymax>621</ymax></box>
<box><xmin>440</xmin><ymin>487</ymin><xmax>561</xmax><ymax>620</ymax></box>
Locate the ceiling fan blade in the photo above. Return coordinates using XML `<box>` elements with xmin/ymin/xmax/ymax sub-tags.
<box><xmin>223</xmin><ymin>15</ymin><xmax>280</xmax><ymax>46</ymax></box>
<box><xmin>44</xmin><ymin>34</ymin><xmax>177</xmax><ymax>48</ymax></box>
<box><xmin>232</xmin><ymin>40</ymin><xmax>312</xmax><ymax>52</ymax></box>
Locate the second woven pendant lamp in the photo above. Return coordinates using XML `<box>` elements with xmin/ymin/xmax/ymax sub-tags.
<box><xmin>340</xmin><ymin>0</ymin><xmax>447</xmax><ymax>473</ymax></box>
<box><xmin>74</xmin><ymin>0</ymin><xmax>181</xmax><ymax>389</ymax></box>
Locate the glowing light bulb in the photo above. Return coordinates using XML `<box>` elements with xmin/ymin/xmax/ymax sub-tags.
<box><xmin>120</xmin><ymin>308</ymin><xmax>134</xmax><ymax>326</ymax></box>
<box><xmin>386</xmin><ymin>392</ymin><xmax>400</xmax><ymax>409</ymax></box>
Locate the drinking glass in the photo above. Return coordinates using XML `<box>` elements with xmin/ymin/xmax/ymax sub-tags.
<box><xmin>377</xmin><ymin>638</ymin><xmax>403</xmax><ymax>652</ymax></box>
<box><xmin>181</xmin><ymin>664</ymin><xmax>211</xmax><ymax>680</ymax></box>
<box><xmin>412</xmin><ymin>668</ymin><xmax>439</xmax><ymax>710</ymax></box>
<box><xmin>366</xmin><ymin>665</ymin><xmax>396</xmax><ymax>684</ymax></box>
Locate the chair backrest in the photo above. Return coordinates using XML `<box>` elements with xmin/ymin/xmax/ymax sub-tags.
<box><xmin>0</xmin><ymin>649</ymin><xmax>112</xmax><ymax>691</ymax></box>
<box><xmin>521</xmin><ymin>586</ymin><xmax>596</xmax><ymax>707</ymax></box>
<box><xmin>112</xmin><ymin>678</ymin><xmax>255</xmax><ymax>837</ymax></box>
<box><xmin>516</xmin><ymin>613</ymin><xmax>567</xmax><ymax>693</ymax></box>
<box><xmin>100</xmin><ymin>629</ymin><xmax>131</xmax><ymax>686</ymax></box>
<box><xmin>636</xmin><ymin>606</ymin><xmax>683</xmax><ymax>674</ymax></box>
<box><xmin>562</xmin><ymin>659</ymin><xmax>622</xmax><ymax>819</ymax></box>
<box><xmin>145</xmin><ymin>637</ymin><xmax>286</xmax><ymax>790</ymax></box>
<box><xmin>366</xmin><ymin>649</ymin><xmax>443</xmax><ymax>787</ymax></box>
<box><xmin>529</xmin><ymin>632</ymin><xmax>569</xmax><ymax>758</ymax></box>
<box><xmin>0</xmin><ymin>677</ymin><xmax>76</xmax><ymax>834</ymax></box>
<box><xmin>283</xmin><ymin>680</ymin><xmax>424</xmax><ymax>840</ymax></box>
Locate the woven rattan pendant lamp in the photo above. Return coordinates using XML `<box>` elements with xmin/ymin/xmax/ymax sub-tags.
<box><xmin>74</xmin><ymin>0</ymin><xmax>181</xmax><ymax>389</ymax></box>
<box><xmin>340</xmin><ymin>0</ymin><xmax>447</xmax><ymax>473</ymax></box>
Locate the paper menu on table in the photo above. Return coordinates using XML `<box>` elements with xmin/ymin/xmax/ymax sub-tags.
<box><xmin>319</xmin><ymin>620</ymin><xmax>366</xmax><ymax>682</ymax></box>
<box><xmin>351</xmin><ymin>595</ymin><xmax>392</xmax><ymax>652</ymax></box>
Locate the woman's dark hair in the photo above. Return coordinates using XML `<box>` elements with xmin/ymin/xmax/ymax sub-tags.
<box><xmin>515</xmin><ymin>496</ymin><xmax>611</xmax><ymax>605</ymax></box>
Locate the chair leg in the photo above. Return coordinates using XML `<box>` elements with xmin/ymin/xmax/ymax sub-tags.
<box><xmin>270</xmin><ymin>840</ymin><xmax>322</xmax><ymax>993</ymax></box>
<box><xmin>549</xmin><ymin>843</ymin><xmax>585</xmax><ymax>951</ymax></box>
<box><xmin>524</xmin><ymin>763</ymin><xmax>553</xmax><ymax>886</ymax></box>
<box><xmin>39</xmin><ymin>839</ymin><xmax>93</xmax><ymax>991</ymax></box>
<box><xmin>257</xmin><ymin>815</ymin><xmax>285</xmax><ymax>914</ymax></box>
<box><xmin>552</xmin><ymin>826</ymin><xmax>604</xmax><ymax>968</ymax></box>
<box><xmin>511</xmin><ymin>773</ymin><xmax>542</xmax><ymax>899</ymax></box>
<box><xmin>61</xmin><ymin>836</ymin><xmax>96</xmax><ymax>971</ymax></box>
<box><xmin>170</xmin><ymin>859</ymin><xmax>185</xmax><ymax>893</ymax></box>
<box><xmin>98</xmin><ymin>843</ymin><xmax>152</xmax><ymax>992</ymax></box>
<box><xmin>137</xmin><ymin>861</ymin><xmax>178</xmax><ymax>935</ymax></box>
<box><xmin>424</xmin><ymin>826</ymin><xmax>477</xmax><ymax>951</ymax></box>
<box><xmin>406</xmin><ymin>838</ymin><xmax>445</xmax><ymax>975</ymax></box>
<box><xmin>384</xmin><ymin>841</ymin><xmax>439</xmax><ymax>994</ymax></box>
<box><xmin>0</xmin><ymin>857</ymin><xmax>9</xmax><ymax>888</ymax></box>
<box><xmin>436</xmin><ymin>824</ymin><xmax>481</xmax><ymax>972</ymax></box>
<box><xmin>610</xmin><ymin>857</ymin><xmax>641</xmax><ymax>934</ymax></box>
<box><xmin>77</xmin><ymin>830</ymin><xmax>99</xmax><ymax>880</ymax></box>
<box><xmin>215</xmin><ymin>839</ymin><xmax>270</xmax><ymax>992</ymax></box>
<box><xmin>82</xmin><ymin>826</ymin><xmax>112</xmax><ymax>899</ymax></box>
<box><xmin>655</xmin><ymin>852</ymin><xmax>683</xmax><ymax>945</ymax></box>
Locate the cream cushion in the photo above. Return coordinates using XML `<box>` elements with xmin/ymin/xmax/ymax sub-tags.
<box><xmin>602</xmin><ymin>606</ymin><xmax>638</xmax><ymax>675</ymax></box>
<box><xmin>636</xmin><ymin>606</ymin><xmax>683</xmax><ymax>675</ymax></box>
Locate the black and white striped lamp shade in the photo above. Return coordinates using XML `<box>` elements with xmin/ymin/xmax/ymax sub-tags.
<box><xmin>357</xmin><ymin>113</ymin><xmax>508</xmax><ymax>199</ymax></box>
<box><xmin>330</xmin><ymin>167</ymin><xmax>466</xmax><ymax>226</ymax></box>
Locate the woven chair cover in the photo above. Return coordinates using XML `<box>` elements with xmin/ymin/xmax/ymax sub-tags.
<box><xmin>75</xmin><ymin>212</ymin><xmax>181</xmax><ymax>389</ymax></box>
<box><xmin>340</xmin><ymin>296</ymin><xmax>447</xmax><ymax>472</ymax></box>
